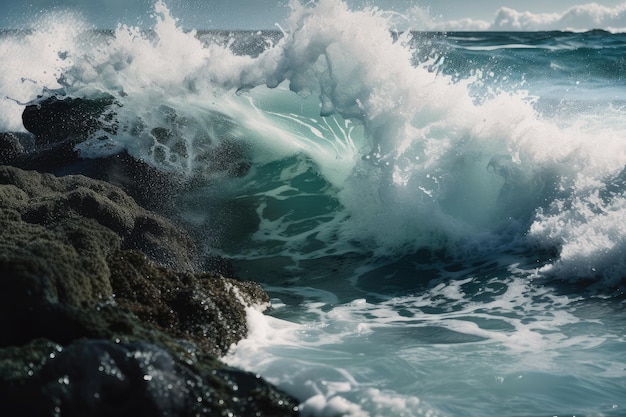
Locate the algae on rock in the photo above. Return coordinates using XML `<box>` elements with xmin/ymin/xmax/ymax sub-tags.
<box><xmin>0</xmin><ymin>165</ymin><xmax>299</xmax><ymax>417</ymax></box>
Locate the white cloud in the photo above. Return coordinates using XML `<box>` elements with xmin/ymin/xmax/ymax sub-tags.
<box><xmin>490</xmin><ymin>3</ymin><xmax>626</xmax><ymax>31</ymax></box>
<box><xmin>403</xmin><ymin>2</ymin><xmax>626</xmax><ymax>32</ymax></box>
<box><xmin>491</xmin><ymin>8</ymin><xmax>560</xmax><ymax>31</ymax></box>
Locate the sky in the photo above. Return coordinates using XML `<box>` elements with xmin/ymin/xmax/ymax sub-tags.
<box><xmin>2</xmin><ymin>0</ymin><xmax>626</xmax><ymax>31</ymax></box>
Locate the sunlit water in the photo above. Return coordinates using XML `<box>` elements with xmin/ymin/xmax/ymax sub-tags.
<box><xmin>1</xmin><ymin>1</ymin><xmax>625</xmax><ymax>416</ymax></box>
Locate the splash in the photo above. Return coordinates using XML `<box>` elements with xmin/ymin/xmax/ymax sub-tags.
<box><xmin>0</xmin><ymin>10</ymin><xmax>90</xmax><ymax>130</ymax></box>
<box><xmin>224</xmin><ymin>269</ymin><xmax>615</xmax><ymax>416</ymax></box>
<box><xmin>1</xmin><ymin>0</ymin><xmax>626</xmax><ymax>287</ymax></box>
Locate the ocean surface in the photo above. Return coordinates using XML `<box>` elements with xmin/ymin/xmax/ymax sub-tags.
<box><xmin>2</xmin><ymin>1</ymin><xmax>626</xmax><ymax>416</ymax></box>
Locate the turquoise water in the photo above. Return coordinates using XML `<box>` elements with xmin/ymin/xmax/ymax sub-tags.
<box><xmin>1</xmin><ymin>1</ymin><xmax>626</xmax><ymax>416</ymax></box>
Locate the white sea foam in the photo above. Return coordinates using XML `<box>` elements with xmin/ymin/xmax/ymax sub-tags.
<box><xmin>1</xmin><ymin>0</ymin><xmax>625</xmax><ymax>284</ymax></box>
<box><xmin>3</xmin><ymin>2</ymin><xmax>626</xmax><ymax>416</ymax></box>
<box><xmin>0</xmin><ymin>11</ymin><xmax>90</xmax><ymax>130</ymax></box>
<box><xmin>224</xmin><ymin>271</ymin><xmax>614</xmax><ymax>416</ymax></box>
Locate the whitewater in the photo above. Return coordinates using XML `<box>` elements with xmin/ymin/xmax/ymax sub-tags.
<box><xmin>1</xmin><ymin>0</ymin><xmax>625</xmax><ymax>416</ymax></box>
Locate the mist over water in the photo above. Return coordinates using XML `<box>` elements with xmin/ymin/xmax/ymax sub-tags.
<box><xmin>1</xmin><ymin>0</ymin><xmax>626</xmax><ymax>416</ymax></box>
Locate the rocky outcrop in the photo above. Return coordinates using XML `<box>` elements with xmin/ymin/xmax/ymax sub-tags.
<box><xmin>11</xmin><ymin>94</ymin><xmax>251</xmax><ymax>216</ymax></box>
<box><xmin>0</xmin><ymin>133</ymin><xmax>23</xmax><ymax>163</ymax></box>
<box><xmin>21</xmin><ymin>94</ymin><xmax>118</xmax><ymax>146</ymax></box>
<box><xmin>0</xmin><ymin>165</ymin><xmax>299</xmax><ymax>417</ymax></box>
<box><xmin>107</xmin><ymin>249</ymin><xmax>269</xmax><ymax>357</ymax></box>
<box><xmin>0</xmin><ymin>165</ymin><xmax>197</xmax><ymax>271</ymax></box>
<box><xmin>0</xmin><ymin>338</ymin><xmax>298</xmax><ymax>417</ymax></box>
<box><xmin>6</xmin><ymin>136</ymin><xmax>181</xmax><ymax>215</ymax></box>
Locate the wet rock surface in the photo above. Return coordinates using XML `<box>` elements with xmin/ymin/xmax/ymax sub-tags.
<box><xmin>0</xmin><ymin>132</ymin><xmax>27</xmax><ymax>164</ymax></box>
<box><xmin>12</xmin><ymin>94</ymin><xmax>252</xmax><ymax>217</ymax></box>
<box><xmin>0</xmin><ymin>165</ymin><xmax>299</xmax><ymax>417</ymax></box>
<box><xmin>0</xmin><ymin>165</ymin><xmax>197</xmax><ymax>272</ymax></box>
<box><xmin>21</xmin><ymin>94</ymin><xmax>118</xmax><ymax>146</ymax></box>
<box><xmin>0</xmin><ymin>339</ymin><xmax>297</xmax><ymax>417</ymax></box>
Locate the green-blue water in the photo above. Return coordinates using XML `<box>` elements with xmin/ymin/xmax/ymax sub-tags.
<box><xmin>1</xmin><ymin>1</ymin><xmax>625</xmax><ymax>416</ymax></box>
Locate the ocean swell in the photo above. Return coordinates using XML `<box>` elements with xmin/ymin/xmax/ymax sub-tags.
<box><xmin>1</xmin><ymin>0</ymin><xmax>625</xmax><ymax>290</ymax></box>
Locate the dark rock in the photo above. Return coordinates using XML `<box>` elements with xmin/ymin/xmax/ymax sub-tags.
<box><xmin>0</xmin><ymin>339</ymin><xmax>299</xmax><ymax>417</ymax></box>
<box><xmin>0</xmin><ymin>165</ymin><xmax>300</xmax><ymax>416</ymax></box>
<box><xmin>0</xmin><ymin>165</ymin><xmax>197</xmax><ymax>272</ymax></box>
<box><xmin>0</xmin><ymin>215</ymin><xmax>117</xmax><ymax>310</ymax></box>
<box><xmin>204</xmin><ymin>254</ymin><xmax>240</xmax><ymax>278</ymax></box>
<box><xmin>10</xmin><ymin>147</ymin><xmax>181</xmax><ymax>215</ymax></box>
<box><xmin>0</xmin><ymin>133</ymin><xmax>25</xmax><ymax>164</ymax></box>
<box><xmin>9</xmin><ymin>140</ymin><xmax>81</xmax><ymax>175</ymax></box>
<box><xmin>10</xmin><ymin>93</ymin><xmax>180</xmax><ymax>213</ymax></box>
<box><xmin>107</xmin><ymin>249</ymin><xmax>269</xmax><ymax>357</ymax></box>
<box><xmin>0</xmin><ymin>88</ymin><xmax>299</xmax><ymax>414</ymax></box>
<box><xmin>70</xmin><ymin>151</ymin><xmax>183</xmax><ymax>215</ymax></box>
<box><xmin>0</xmin><ymin>132</ymin><xmax>36</xmax><ymax>164</ymax></box>
<box><xmin>13</xmin><ymin>94</ymin><xmax>252</xmax><ymax>216</ymax></box>
<box><xmin>22</xmin><ymin>94</ymin><xmax>117</xmax><ymax>146</ymax></box>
